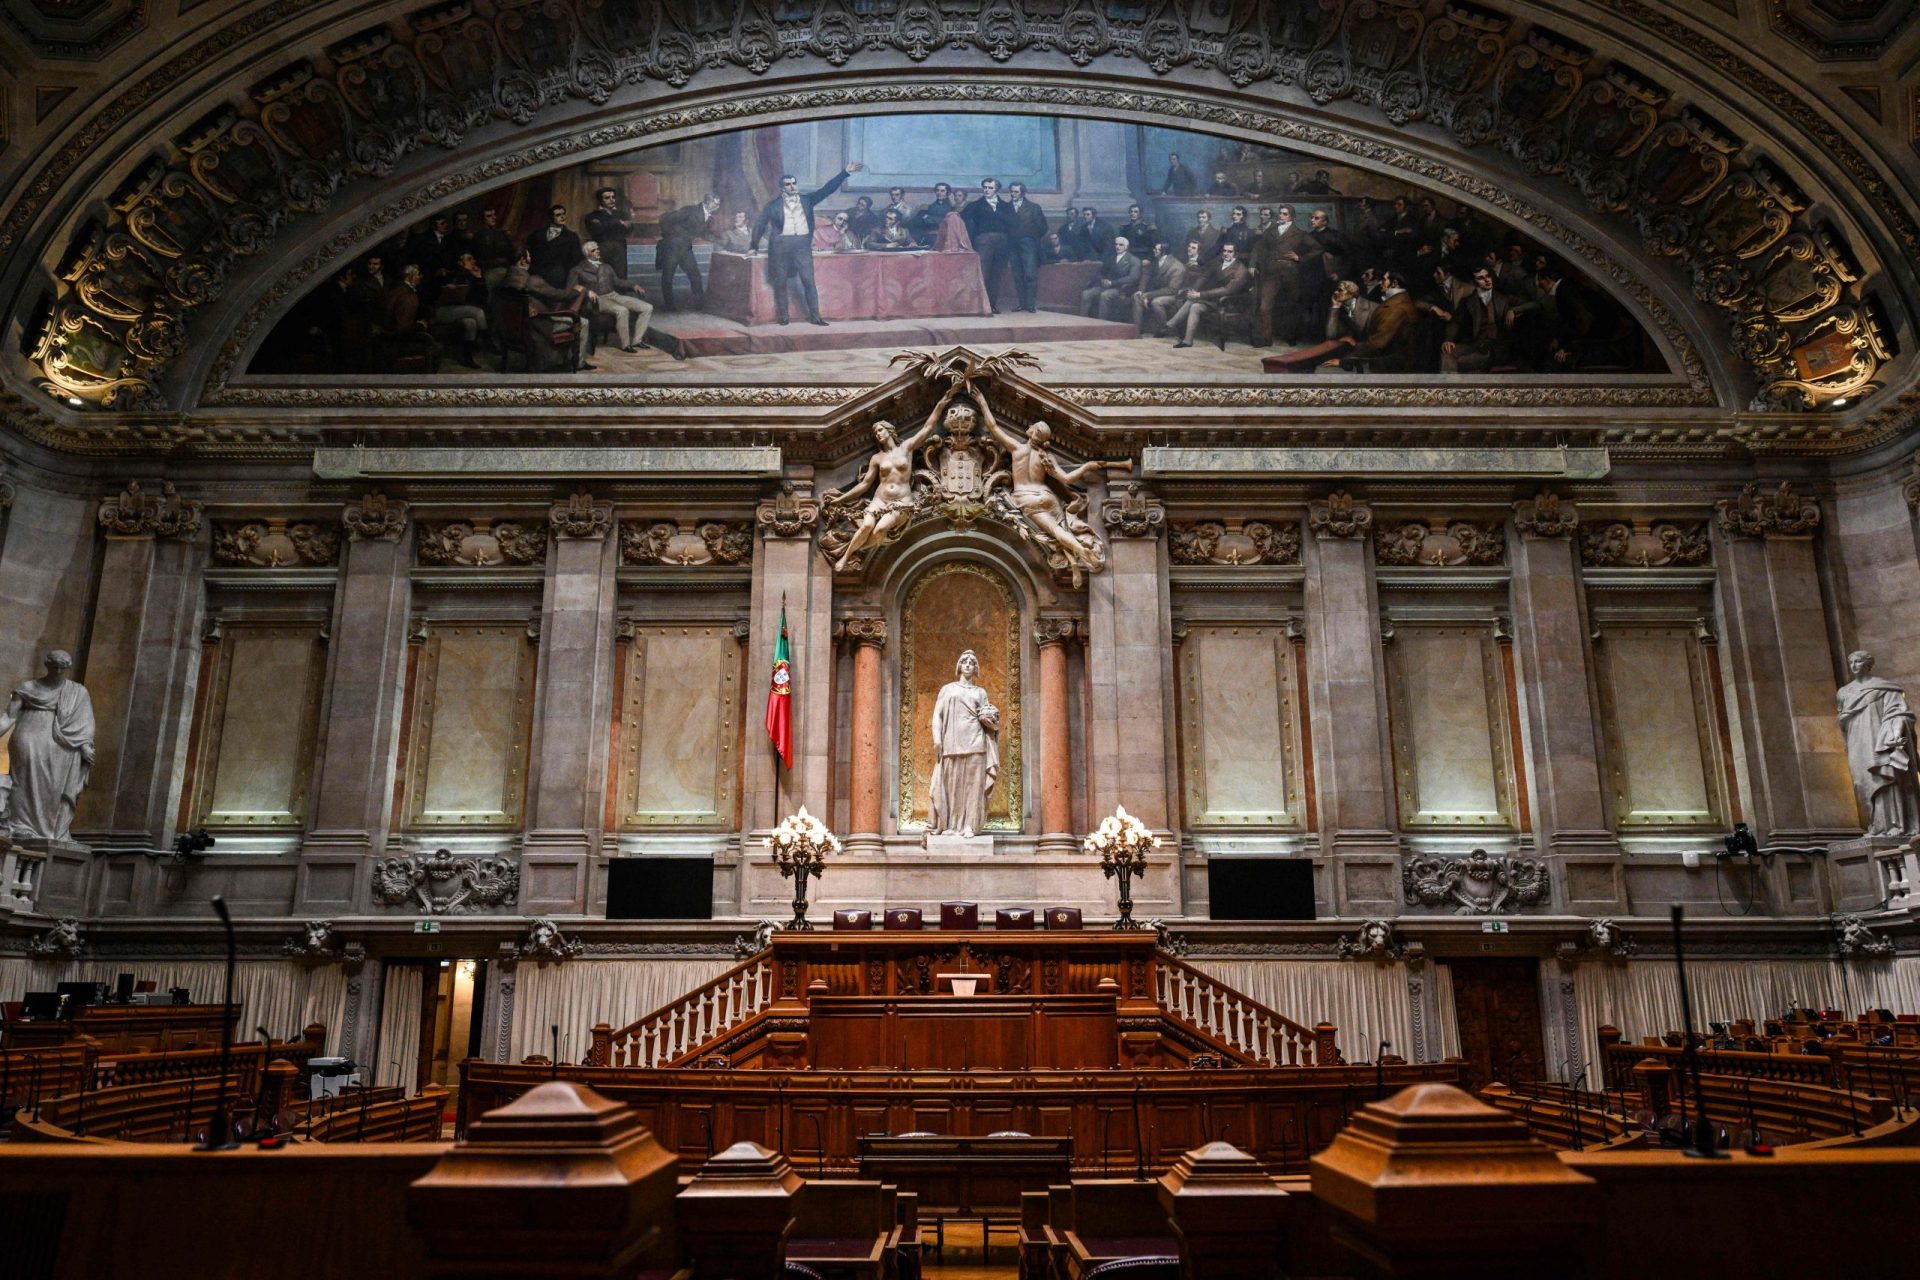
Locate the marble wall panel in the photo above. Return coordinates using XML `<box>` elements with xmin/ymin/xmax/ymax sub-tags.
<box><xmin>195</xmin><ymin>626</ymin><xmax>325</xmax><ymax>827</ymax></box>
<box><xmin>1178</xmin><ymin>624</ymin><xmax>1300</xmax><ymax>827</ymax></box>
<box><xmin>405</xmin><ymin>625</ymin><xmax>536</xmax><ymax>827</ymax></box>
<box><xmin>1386</xmin><ymin>625</ymin><xmax>1514</xmax><ymax>829</ymax></box>
<box><xmin>1594</xmin><ymin>626</ymin><xmax>1723</xmax><ymax>827</ymax></box>
<box><xmin>618</xmin><ymin>624</ymin><xmax>742</xmax><ymax>828</ymax></box>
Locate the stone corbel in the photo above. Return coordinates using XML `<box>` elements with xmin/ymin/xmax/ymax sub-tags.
<box><xmin>756</xmin><ymin>483</ymin><xmax>819</xmax><ymax>540</ymax></box>
<box><xmin>1308</xmin><ymin>491</ymin><xmax>1372</xmax><ymax>540</ymax></box>
<box><xmin>1034</xmin><ymin>617</ymin><xmax>1080</xmax><ymax>649</ymax></box>
<box><xmin>98</xmin><ymin>480</ymin><xmax>202</xmax><ymax>539</ymax></box>
<box><xmin>343</xmin><ymin>491</ymin><xmax>408</xmax><ymax>542</ymax></box>
<box><xmin>26</xmin><ymin>916</ymin><xmax>84</xmax><ymax>958</ymax></box>
<box><xmin>1513</xmin><ymin>490</ymin><xmax>1579</xmax><ymax>539</ymax></box>
<box><xmin>548</xmin><ymin>490</ymin><xmax>612</xmax><ymax>541</ymax></box>
<box><xmin>1099</xmin><ymin>482</ymin><xmax>1164</xmax><ymax>538</ymax></box>
<box><xmin>1715</xmin><ymin>480</ymin><xmax>1821</xmax><ymax>538</ymax></box>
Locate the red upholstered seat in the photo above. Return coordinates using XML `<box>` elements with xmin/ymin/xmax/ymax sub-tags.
<box><xmin>996</xmin><ymin>907</ymin><xmax>1037</xmax><ymax>929</ymax></box>
<box><xmin>1044</xmin><ymin>906</ymin><xmax>1083</xmax><ymax>930</ymax></box>
<box><xmin>884</xmin><ymin>908</ymin><xmax>924</xmax><ymax>931</ymax></box>
<box><xmin>940</xmin><ymin>901</ymin><xmax>980</xmax><ymax>929</ymax></box>
<box><xmin>834</xmin><ymin>909</ymin><xmax>874</xmax><ymax>930</ymax></box>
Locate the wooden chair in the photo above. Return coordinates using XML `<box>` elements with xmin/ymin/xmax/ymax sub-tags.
<box><xmin>1064</xmin><ymin>1181</ymin><xmax>1178</xmax><ymax>1280</ymax></box>
<box><xmin>1206</xmin><ymin>285</ymin><xmax>1257</xmax><ymax>350</ymax></box>
<box><xmin>1018</xmin><ymin>1191</ymin><xmax>1052</xmax><ymax>1280</ymax></box>
<box><xmin>786</xmin><ymin>1180</ymin><xmax>889</xmax><ymax>1280</ymax></box>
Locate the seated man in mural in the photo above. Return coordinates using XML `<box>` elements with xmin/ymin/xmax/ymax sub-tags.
<box><xmin>502</xmin><ymin>248</ymin><xmax>593</xmax><ymax>372</ymax></box>
<box><xmin>1133</xmin><ymin>238</ymin><xmax>1188</xmax><ymax>336</ymax></box>
<box><xmin>1164</xmin><ymin>238</ymin><xmax>1251</xmax><ymax>348</ymax></box>
<box><xmin>863</xmin><ymin>208</ymin><xmax>916</xmax><ymax>251</ymax></box>
<box><xmin>885</xmin><ymin>186</ymin><xmax>915</xmax><ymax>224</ymax></box>
<box><xmin>1441</xmin><ymin>264</ymin><xmax>1520</xmax><ymax>373</ymax></box>
<box><xmin>527</xmin><ymin>203</ymin><xmax>585</xmax><ymax>289</ymax></box>
<box><xmin>1080</xmin><ymin>234</ymin><xmax>1141</xmax><ymax>320</ymax></box>
<box><xmin>1185</xmin><ymin>208</ymin><xmax>1221</xmax><ymax>263</ymax></box>
<box><xmin>1146</xmin><ymin>237</ymin><xmax>1206</xmax><ymax>336</ymax></box>
<box><xmin>847</xmin><ymin>195</ymin><xmax>881</xmax><ymax>241</ymax></box>
<box><xmin>718</xmin><ymin>209</ymin><xmax>754</xmax><ymax>254</ymax></box>
<box><xmin>1324</xmin><ymin>269</ymin><xmax>1418</xmax><ymax>372</ymax></box>
<box><xmin>1117</xmin><ymin>205</ymin><xmax>1158</xmax><ymax>261</ymax></box>
<box><xmin>1074</xmin><ymin>207</ymin><xmax>1115</xmax><ymax>262</ymax></box>
<box><xmin>815</xmin><ymin>210</ymin><xmax>860</xmax><ymax>253</ymax></box>
<box><xmin>1057</xmin><ymin>206</ymin><xmax>1089</xmax><ymax>261</ymax></box>
<box><xmin>432</xmin><ymin>250</ymin><xmax>491</xmax><ymax>368</ymax></box>
<box><xmin>1209</xmin><ymin>169</ymin><xmax>1239</xmax><ymax>197</ymax></box>
<box><xmin>568</xmin><ymin>240</ymin><xmax>653</xmax><ymax>353</ymax></box>
<box><xmin>911</xmin><ymin>182</ymin><xmax>955</xmax><ymax>244</ymax></box>
<box><xmin>1040</xmin><ymin>230</ymin><xmax>1066</xmax><ymax>264</ymax></box>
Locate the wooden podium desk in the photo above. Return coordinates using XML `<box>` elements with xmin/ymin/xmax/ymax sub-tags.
<box><xmin>2</xmin><ymin>1003</ymin><xmax>233</xmax><ymax>1055</ymax></box>
<box><xmin>857</xmin><ymin>1133</ymin><xmax>1074</xmax><ymax>1260</ymax></box>
<box><xmin>807</xmin><ymin>994</ymin><xmax>1118</xmax><ymax>1072</ymax></box>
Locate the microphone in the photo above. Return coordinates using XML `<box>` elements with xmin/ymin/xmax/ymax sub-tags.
<box><xmin>197</xmin><ymin>896</ymin><xmax>239</xmax><ymax>1151</ymax></box>
<box><xmin>1131</xmin><ymin>1080</ymin><xmax>1147</xmax><ymax>1181</ymax></box>
<box><xmin>1376</xmin><ymin>1039</ymin><xmax>1391</xmax><ymax>1100</ymax></box>
<box><xmin>550</xmin><ymin>1025</ymin><xmax>560</xmax><ymax>1080</ymax></box>
<box><xmin>1669</xmin><ymin>905</ymin><xmax>1725</xmax><ymax>1159</ymax></box>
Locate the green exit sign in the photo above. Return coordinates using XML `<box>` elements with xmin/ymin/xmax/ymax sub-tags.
<box><xmin>1480</xmin><ymin>920</ymin><xmax>1509</xmax><ymax>934</ymax></box>
<box><xmin>414</xmin><ymin>920</ymin><xmax>441</xmax><ymax>934</ymax></box>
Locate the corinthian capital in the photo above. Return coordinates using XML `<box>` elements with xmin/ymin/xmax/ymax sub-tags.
<box><xmin>1308</xmin><ymin>491</ymin><xmax>1372</xmax><ymax>540</ymax></box>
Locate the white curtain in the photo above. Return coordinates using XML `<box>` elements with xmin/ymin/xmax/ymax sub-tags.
<box><xmin>374</xmin><ymin>964</ymin><xmax>424</xmax><ymax>1088</ymax></box>
<box><xmin>508</xmin><ymin>958</ymin><xmax>735</xmax><ymax>1063</ymax></box>
<box><xmin>1190</xmin><ymin>959</ymin><xmax>1454</xmax><ymax>1064</ymax></box>
<box><xmin>1573</xmin><ymin>956</ymin><xmax>1920</xmax><ymax>1068</ymax></box>
<box><xmin>0</xmin><ymin>957</ymin><xmax>350</xmax><ymax>1050</ymax></box>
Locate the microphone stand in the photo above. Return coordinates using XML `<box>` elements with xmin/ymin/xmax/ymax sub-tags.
<box><xmin>1568</xmin><ymin>1070</ymin><xmax>1586</xmax><ymax>1151</ymax></box>
<box><xmin>197</xmin><ymin>895</ymin><xmax>239</xmax><ymax>1151</ymax></box>
<box><xmin>1669</xmin><ymin>905</ymin><xmax>1724</xmax><ymax>1158</ymax></box>
<box><xmin>1100</xmin><ymin>1108</ymin><xmax>1113</xmax><ymax>1175</ymax></box>
<box><xmin>1375</xmin><ymin>1040</ymin><xmax>1391</xmax><ymax>1100</ymax></box>
<box><xmin>550</xmin><ymin>1025</ymin><xmax>560</xmax><ymax>1080</ymax></box>
<box><xmin>807</xmin><ymin>1113</ymin><xmax>825</xmax><ymax>1178</ymax></box>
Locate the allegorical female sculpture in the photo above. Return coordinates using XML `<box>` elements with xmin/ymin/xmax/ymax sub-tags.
<box><xmin>0</xmin><ymin>650</ymin><xmax>96</xmax><ymax>844</ymax></box>
<box><xmin>929</xmin><ymin>649</ymin><xmax>1000</xmax><ymax>838</ymax></box>
<box><xmin>1837</xmin><ymin>650</ymin><xmax>1920</xmax><ymax>838</ymax></box>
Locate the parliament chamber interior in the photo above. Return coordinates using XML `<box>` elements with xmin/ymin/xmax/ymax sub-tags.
<box><xmin>4</xmin><ymin>2</ymin><xmax>1920</xmax><ymax>1277</ymax></box>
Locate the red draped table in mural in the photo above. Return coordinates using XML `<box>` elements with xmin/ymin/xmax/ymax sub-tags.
<box><xmin>706</xmin><ymin>249</ymin><xmax>991</xmax><ymax>325</ymax></box>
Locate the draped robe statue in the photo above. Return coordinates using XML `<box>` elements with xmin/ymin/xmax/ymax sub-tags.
<box><xmin>928</xmin><ymin>649</ymin><xmax>999</xmax><ymax>838</ymax></box>
<box><xmin>0</xmin><ymin>651</ymin><xmax>96</xmax><ymax>844</ymax></box>
<box><xmin>1837</xmin><ymin>650</ymin><xmax>1920</xmax><ymax>838</ymax></box>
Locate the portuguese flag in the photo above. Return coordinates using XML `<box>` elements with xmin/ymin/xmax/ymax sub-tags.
<box><xmin>766</xmin><ymin>604</ymin><xmax>793</xmax><ymax>769</ymax></box>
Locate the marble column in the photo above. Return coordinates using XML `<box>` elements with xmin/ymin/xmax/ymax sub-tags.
<box><xmin>299</xmin><ymin>494</ymin><xmax>412</xmax><ymax>914</ymax></box>
<box><xmin>1509</xmin><ymin>494</ymin><xmax>1621</xmax><ymax>911</ymax></box>
<box><xmin>1713</xmin><ymin>482</ymin><xmax>1857</xmax><ymax>844</ymax></box>
<box><xmin>74</xmin><ymin>482</ymin><xmax>207</xmax><ymax>854</ymax></box>
<box><xmin>1087</xmin><ymin>483</ymin><xmax>1175</xmax><ymax>831</ymax></box>
<box><xmin>839</xmin><ymin>616</ymin><xmax>887</xmax><ymax>855</ymax></box>
<box><xmin>522</xmin><ymin>493</ymin><xmax>617</xmax><ymax>915</ymax></box>
<box><xmin>1303</xmin><ymin>493</ymin><xmax>1397</xmax><ymax>913</ymax></box>
<box><xmin>745</xmin><ymin>480</ymin><xmax>832</xmax><ymax>828</ymax></box>
<box><xmin>1035</xmin><ymin>617</ymin><xmax>1079</xmax><ymax>851</ymax></box>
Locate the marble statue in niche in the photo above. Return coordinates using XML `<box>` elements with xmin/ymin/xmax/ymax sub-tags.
<box><xmin>1836</xmin><ymin>650</ymin><xmax>1920</xmax><ymax>838</ymax></box>
<box><xmin>0</xmin><ymin>651</ymin><xmax>95</xmax><ymax>845</ymax></box>
<box><xmin>824</xmin><ymin>382</ymin><xmax>961</xmax><ymax>572</ymax></box>
<box><xmin>929</xmin><ymin>649</ymin><xmax>1000</xmax><ymax>838</ymax></box>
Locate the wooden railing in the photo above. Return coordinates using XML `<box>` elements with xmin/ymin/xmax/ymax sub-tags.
<box><xmin>589</xmin><ymin>953</ymin><xmax>776</xmax><ymax>1067</ymax></box>
<box><xmin>93</xmin><ymin>1035</ymin><xmax>321</xmax><ymax>1092</ymax></box>
<box><xmin>1153</xmin><ymin>954</ymin><xmax>1334</xmax><ymax>1067</ymax></box>
<box><xmin>1</xmin><ymin>1042</ymin><xmax>100</xmax><ymax>1111</ymax></box>
<box><xmin>301</xmin><ymin>1086</ymin><xmax>446</xmax><ymax>1142</ymax></box>
<box><xmin>13</xmin><ymin>1073</ymin><xmax>252</xmax><ymax>1142</ymax></box>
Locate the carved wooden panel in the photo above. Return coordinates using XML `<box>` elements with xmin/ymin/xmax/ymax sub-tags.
<box><xmin>1177</xmin><ymin>623</ymin><xmax>1303</xmax><ymax>828</ymax></box>
<box><xmin>1593</xmin><ymin>624</ymin><xmax>1726</xmax><ymax>827</ymax></box>
<box><xmin>189</xmin><ymin>624</ymin><xmax>325</xmax><ymax>828</ymax></box>
<box><xmin>1385</xmin><ymin>623</ymin><xmax>1517</xmax><ymax>829</ymax></box>
<box><xmin>403</xmin><ymin>624</ymin><xmax>536</xmax><ymax>828</ymax></box>
<box><xmin>1446</xmin><ymin>957</ymin><xmax>1548</xmax><ymax>1093</ymax></box>
<box><xmin>617</xmin><ymin>622</ymin><xmax>742</xmax><ymax>829</ymax></box>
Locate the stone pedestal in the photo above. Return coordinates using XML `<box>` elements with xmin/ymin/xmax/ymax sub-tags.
<box><xmin>924</xmin><ymin>833</ymin><xmax>994</xmax><ymax>857</ymax></box>
<box><xmin>523</xmin><ymin>495</ymin><xmax>617</xmax><ymax>914</ymax></box>
<box><xmin>300</xmin><ymin>495</ymin><xmax>412</xmax><ymax>914</ymax></box>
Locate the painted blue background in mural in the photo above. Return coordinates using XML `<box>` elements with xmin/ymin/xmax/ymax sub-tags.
<box><xmin>833</xmin><ymin>114</ymin><xmax>1062</xmax><ymax>191</ymax></box>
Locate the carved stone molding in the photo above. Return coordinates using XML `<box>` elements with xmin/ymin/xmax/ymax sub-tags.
<box><xmin>97</xmin><ymin>480</ymin><xmax>201</xmax><ymax>539</ymax></box>
<box><xmin>1579</xmin><ymin>518</ymin><xmax>1712</xmax><ymax>567</ymax></box>
<box><xmin>1512</xmin><ymin>492</ymin><xmax>1579</xmax><ymax>540</ymax></box>
<box><xmin>1309</xmin><ymin>492</ymin><xmax>1373</xmax><ymax>540</ymax></box>
<box><xmin>416</xmin><ymin>517</ymin><xmax>548</xmax><ymax>566</ymax></box>
<box><xmin>756</xmin><ymin>485</ymin><xmax>819</xmax><ymax>540</ymax></box>
<box><xmin>26</xmin><ymin>916</ymin><xmax>85</xmax><ymax>958</ymax></box>
<box><xmin>1099</xmin><ymin>483</ymin><xmax>1164</xmax><ymax>539</ymax></box>
<box><xmin>369</xmin><ymin>849</ymin><xmax>520</xmax><ymax>915</ymax></box>
<box><xmin>1715</xmin><ymin>480</ymin><xmax>1823</xmax><ymax>538</ymax></box>
<box><xmin>1584</xmin><ymin>917</ymin><xmax>1637</xmax><ymax>958</ymax></box>
<box><xmin>281</xmin><ymin>919</ymin><xmax>341</xmax><ymax>962</ymax></box>
<box><xmin>621</xmin><ymin>519</ymin><xmax>752</xmax><ymax>566</ymax></box>
<box><xmin>212</xmin><ymin>516</ymin><xmax>338</xmax><ymax>567</ymax></box>
<box><xmin>1402</xmin><ymin>850</ymin><xmax>1548</xmax><ymax>915</ymax></box>
<box><xmin>1376</xmin><ymin>519</ymin><xmax>1506</xmax><ymax>566</ymax></box>
<box><xmin>547</xmin><ymin>490</ymin><xmax>610</xmax><ymax>541</ymax></box>
<box><xmin>1034</xmin><ymin>617</ymin><xmax>1080</xmax><ymax>648</ymax></box>
<box><xmin>1170</xmin><ymin>518</ymin><xmax>1302</xmax><ymax>566</ymax></box>
<box><xmin>505</xmin><ymin>917</ymin><xmax>582</xmax><ymax>966</ymax></box>
<box><xmin>836</xmin><ymin>616</ymin><xmax>888</xmax><ymax>650</ymax></box>
<box><xmin>343</xmin><ymin>492</ymin><xmax>407</xmax><ymax>542</ymax></box>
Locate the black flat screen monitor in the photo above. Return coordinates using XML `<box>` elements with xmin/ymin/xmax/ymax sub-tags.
<box><xmin>1206</xmin><ymin>858</ymin><xmax>1317</xmax><ymax>920</ymax></box>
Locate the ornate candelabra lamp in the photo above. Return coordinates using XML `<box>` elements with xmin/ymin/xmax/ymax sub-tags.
<box><xmin>1084</xmin><ymin>805</ymin><xmax>1157</xmax><ymax>930</ymax></box>
<box><xmin>767</xmin><ymin>807</ymin><xmax>841</xmax><ymax>931</ymax></box>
